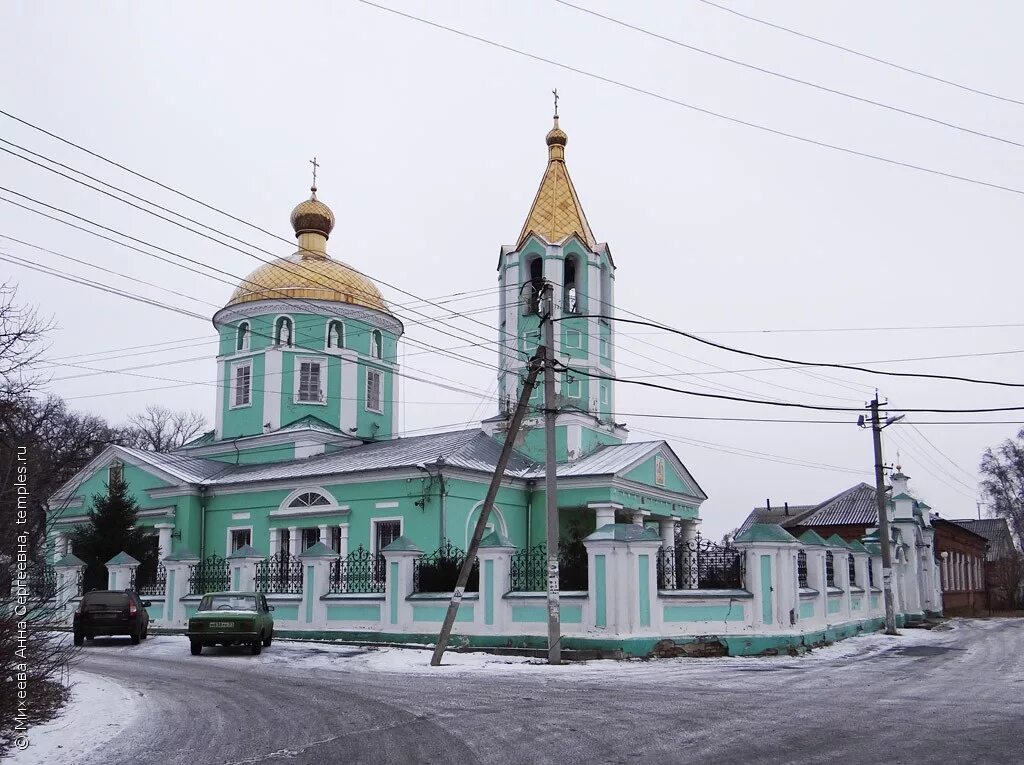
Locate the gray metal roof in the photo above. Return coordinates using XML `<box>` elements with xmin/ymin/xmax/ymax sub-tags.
<box><xmin>523</xmin><ymin>441</ymin><xmax>659</xmax><ymax>479</ymax></box>
<box><xmin>737</xmin><ymin>504</ymin><xmax>816</xmax><ymax>536</ymax></box>
<box><xmin>204</xmin><ymin>428</ymin><xmax>533</xmax><ymax>486</ymax></box>
<box><xmin>120</xmin><ymin>446</ymin><xmax>233</xmax><ymax>484</ymax></box>
<box><xmin>798</xmin><ymin>483</ymin><xmax>879</xmax><ymax>527</ymax></box>
<box><xmin>948</xmin><ymin>518</ymin><xmax>1016</xmax><ymax>559</ymax></box>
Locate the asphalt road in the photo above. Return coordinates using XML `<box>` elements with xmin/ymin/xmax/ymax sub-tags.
<box><xmin>71</xmin><ymin>618</ymin><xmax>1022</xmax><ymax>765</ymax></box>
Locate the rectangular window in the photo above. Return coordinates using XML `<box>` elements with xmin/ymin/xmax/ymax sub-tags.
<box><xmin>232</xmin><ymin>363</ymin><xmax>252</xmax><ymax>408</ymax></box>
<box><xmin>600</xmin><ymin>384</ymin><xmax>609</xmax><ymax>405</ymax></box>
<box><xmin>848</xmin><ymin>554</ymin><xmax>857</xmax><ymax>586</ymax></box>
<box><xmin>278</xmin><ymin>528</ymin><xmax>290</xmax><ymax>555</ymax></box>
<box><xmin>366</xmin><ymin>369</ymin><xmax>383</xmax><ymax>413</ymax></box>
<box><xmin>230</xmin><ymin>528</ymin><xmax>251</xmax><ymax>552</ymax></box>
<box><xmin>330</xmin><ymin>527</ymin><xmax>342</xmax><ymax>554</ymax></box>
<box><xmin>565</xmin><ymin>379</ymin><xmax>581</xmax><ymax>399</ymax></box>
<box><xmin>373</xmin><ymin>520</ymin><xmax>401</xmax><ymax>556</ymax></box>
<box><xmin>564</xmin><ymin>329</ymin><xmax>582</xmax><ymax>349</ymax></box>
<box><xmin>301</xmin><ymin>527</ymin><xmax>321</xmax><ymax>550</ymax></box>
<box><xmin>297</xmin><ymin>359</ymin><xmax>324</xmax><ymax>403</ymax></box>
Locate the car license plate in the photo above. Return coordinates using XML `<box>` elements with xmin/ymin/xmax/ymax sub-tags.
<box><xmin>209</xmin><ymin>621</ymin><xmax>234</xmax><ymax>629</ymax></box>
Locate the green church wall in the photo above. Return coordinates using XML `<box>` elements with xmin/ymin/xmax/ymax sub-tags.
<box><xmin>580</xmin><ymin>427</ymin><xmax>622</xmax><ymax>458</ymax></box>
<box><xmin>221</xmin><ymin>352</ymin><xmax>266</xmax><ymax>439</ymax></box>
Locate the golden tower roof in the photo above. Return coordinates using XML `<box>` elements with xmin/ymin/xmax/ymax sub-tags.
<box><xmin>517</xmin><ymin>117</ymin><xmax>596</xmax><ymax>249</ymax></box>
<box><xmin>225</xmin><ymin>187</ymin><xmax>390</xmax><ymax>314</ymax></box>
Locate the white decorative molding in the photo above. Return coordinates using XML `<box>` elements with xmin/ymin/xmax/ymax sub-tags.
<box><xmin>374</xmin><ymin>501</ymin><xmax>399</xmax><ymax>509</ymax></box>
<box><xmin>213</xmin><ymin>299</ymin><xmax>405</xmax><ymax>337</ymax></box>
<box><xmin>231</xmin><ymin>512</ymin><xmax>251</xmax><ymax>520</ymax></box>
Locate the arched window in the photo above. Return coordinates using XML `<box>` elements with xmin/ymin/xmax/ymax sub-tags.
<box><xmin>236</xmin><ymin>321</ymin><xmax>250</xmax><ymax>352</ymax></box>
<box><xmin>563</xmin><ymin>256</ymin><xmax>580</xmax><ymax>314</ymax></box>
<box><xmin>327</xmin><ymin>320</ymin><xmax>344</xmax><ymax>349</ymax></box>
<box><xmin>524</xmin><ymin>256</ymin><xmax>544</xmax><ymax>315</ymax></box>
<box><xmin>289</xmin><ymin>492</ymin><xmax>331</xmax><ymax>508</ymax></box>
<box><xmin>370</xmin><ymin>330</ymin><xmax>383</xmax><ymax>359</ymax></box>
<box><xmin>275</xmin><ymin>316</ymin><xmax>293</xmax><ymax>347</ymax></box>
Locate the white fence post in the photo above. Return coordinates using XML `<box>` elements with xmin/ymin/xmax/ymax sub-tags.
<box><xmin>106</xmin><ymin>552</ymin><xmax>140</xmax><ymax>592</ymax></box>
<box><xmin>382</xmin><ymin>536</ymin><xmax>422</xmax><ymax>633</ymax></box>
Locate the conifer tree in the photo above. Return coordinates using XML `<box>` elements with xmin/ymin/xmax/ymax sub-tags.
<box><xmin>69</xmin><ymin>474</ymin><xmax>158</xmax><ymax>592</ymax></box>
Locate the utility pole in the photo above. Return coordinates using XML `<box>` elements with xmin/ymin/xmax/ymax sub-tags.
<box><xmin>541</xmin><ymin>282</ymin><xmax>562</xmax><ymax>665</ymax></box>
<box><xmin>868</xmin><ymin>394</ymin><xmax>902</xmax><ymax>636</ymax></box>
<box><xmin>430</xmin><ymin>350</ymin><xmax>544</xmax><ymax>666</ymax></box>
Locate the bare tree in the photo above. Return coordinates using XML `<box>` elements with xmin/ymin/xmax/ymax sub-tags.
<box><xmin>121</xmin><ymin>405</ymin><xmax>207</xmax><ymax>452</ymax></box>
<box><xmin>980</xmin><ymin>428</ymin><xmax>1024</xmax><ymax>548</ymax></box>
<box><xmin>0</xmin><ymin>283</ymin><xmax>52</xmax><ymax>401</ymax></box>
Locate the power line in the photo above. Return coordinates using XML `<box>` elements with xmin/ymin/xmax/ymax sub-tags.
<box><xmin>615</xmin><ymin>412</ymin><xmax>1024</xmax><ymax>426</ymax></box>
<box><xmin>694</xmin><ymin>0</ymin><xmax>1024</xmax><ymax>107</ymax></box>
<box><xmin>0</xmin><ymin>130</ymin><xmax>521</xmax><ymax>353</ymax></box>
<box><xmin>684</xmin><ymin>322</ymin><xmax>1024</xmax><ymax>335</ymax></box>
<box><xmin>555</xmin><ymin>1</ymin><xmax>1024</xmax><ymax>150</ymax></box>
<box><xmin>564</xmin><ymin>314</ymin><xmax>1024</xmax><ymax>389</ymax></box>
<box><xmin>569</xmin><ymin>365</ymin><xmax>1024</xmax><ymax>414</ymax></box>
<box><xmin>353</xmin><ymin>0</ymin><xmax>1024</xmax><ymax>198</ymax></box>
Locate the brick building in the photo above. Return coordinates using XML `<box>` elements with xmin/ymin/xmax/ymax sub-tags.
<box><xmin>949</xmin><ymin>518</ymin><xmax>1019</xmax><ymax>611</ymax></box>
<box><xmin>931</xmin><ymin>519</ymin><xmax>988</xmax><ymax>616</ymax></box>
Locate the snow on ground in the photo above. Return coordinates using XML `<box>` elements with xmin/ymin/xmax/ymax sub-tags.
<box><xmin>115</xmin><ymin>621</ymin><xmax>958</xmax><ymax>681</ymax></box>
<box><xmin>5</xmin><ymin>671</ymin><xmax>138</xmax><ymax>765</ymax></box>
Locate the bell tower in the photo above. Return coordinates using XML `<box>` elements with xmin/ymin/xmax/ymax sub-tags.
<box><xmin>488</xmin><ymin>114</ymin><xmax>625</xmax><ymax>462</ymax></box>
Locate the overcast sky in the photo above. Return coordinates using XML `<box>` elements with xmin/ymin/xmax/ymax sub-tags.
<box><xmin>2</xmin><ymin>1</ymin><xmax>1022</xmax><ymax>538</ymax></box>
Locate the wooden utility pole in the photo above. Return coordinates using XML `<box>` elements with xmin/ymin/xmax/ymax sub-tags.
<box><xmin>430</xmin><ymin>350</ymin><xmax>544</xmax><ymax>666</ymax></box>
<box><xmin>541</xmin><ymin>282</ymin><xmax>561</xmax><ymax>665</ymax></box>
<box><xmin>869</xmin><ymin>394</ymin><xmax>899</xmax><ymax>636</ymax></box>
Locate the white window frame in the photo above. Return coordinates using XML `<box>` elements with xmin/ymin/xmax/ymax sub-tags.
<box><xmin>564</xmin><ymin>329</ymin><xmax>582</xmax><ymax>350</ymax></box>
<box><xmin>294</xmin><ymin>355</ymin><xmax>327</xmax><ymax>405</ymax></box>
<box><xmin>370</xmin><ymin>330</ymin><xmax>383</xmax><ymax>359</ymax></box>
<box><xmin>326</xmin><ymin>320</ymin><xmax>345</xmax><ymax>350</ymax></box>
<box><xmin>365</xmin><ymin>368</ymin><xmax>383</xmax><ymax>413</ymax></box>
<box><xmin>565</xmin><ymin>379</ymin><xmax>582</xmax><ymax>399</ymax></box>
<box><xmin>226</xmin><ymin>526</ymin><xmax>253</xmax><ymax>555</ymax></box>
<box><xmin>230</xmin><ymin>360</ymin><xmax>253</xmax><ymax>409</ymax></box>
<box><xmin>371</xmin><ymin>517</ymin><xmax>403</xmax><ymax>557</ymax></box>
<box><xmin>236</xmin><ymin>321</ymin><xmax>250</xmax><ymax>352</ymax></box>
<box><xmin>600</xmin><ymin>384</ymin><xmax>609</xmax><ymax>405</ymax></box>
<box><xmin>108</xmin><ymin>461</ymin><xmax>124</xmax><ymax>485</ymax></box>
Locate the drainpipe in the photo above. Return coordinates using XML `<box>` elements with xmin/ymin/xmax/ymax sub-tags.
<box><xmin>199</xmin><ymin>486</ymin><xmax>208</xmax><ymax>560</ymax></box>
<box><xmin>526</xmin><ymin>479</ymin><xmax>536</xmax><ymax>547</ymax></box>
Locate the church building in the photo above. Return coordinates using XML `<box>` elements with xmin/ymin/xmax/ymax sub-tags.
<box><xmin>48</xmin><ymin>117</ymin><xmax>707</xmax><ymax>574</ymax></box>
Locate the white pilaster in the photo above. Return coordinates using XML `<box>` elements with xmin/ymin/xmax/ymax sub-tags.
<box><xmin>263</xmin><ymin>347</ymin><xmax>283</xmax><ymax>432</ymax></box>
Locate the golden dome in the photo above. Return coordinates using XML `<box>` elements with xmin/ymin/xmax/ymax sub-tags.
<box><xmin>546</xmin><ymin>117</ymin><xmax>567</xmax><ymax>148</ymax></box>
<box><xmin>226</xmin><ymin>254</ymin><xmax>390</xmax><ymax>313</ymax></box>
<box><xmin>289</xmin><ymin>188</ymin><xmax>335</xmax><ymax>238</ymax></box>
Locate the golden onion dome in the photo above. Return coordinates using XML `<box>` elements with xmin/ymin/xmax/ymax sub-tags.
<box><xmin>545</xmin><ymin>118</ymin><xmax>568</xmax><ymax>148</ymax></box>
<box><xmin>224</xmin><ymin>185</ymin><xmax>389</xmax><ymax>314</ymax></box>
<box><xmin>289</xmin><ymin>187</ymin><xmax>335</xmax><ymax>238</ymax></box>
<box><xmin>225</xmin><ymin>254</ymin><xmax>390</xmax><ymax>313</ymax></box>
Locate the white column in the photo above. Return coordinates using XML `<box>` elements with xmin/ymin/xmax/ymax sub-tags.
<box><xmin>680</xmin><ymin>520</ymin><xmax>700</xmax><ymax>590</ymax></box>
<box><xmin>630</xmin><ymin>510</ymin><xmax>647</xmax><ymax>526</ymax></box>
<box><xmin>155</xmin><ymin>524</ymin><xmax>174</xmax><ymax>561</ymax></box>
<box><xmin>339</xmin><ymin>524</ymin><xmax>349</xmax><ymax>558</ymax></box>
<box><xmin>658</xmin><ymin>519</ymin><xmax>677</xmax><ymax>549</ymax></box>
<box><xmin>588</xmin><ymin>502</ymin><xmax>621</xmax><ymax>528</ymax></box>
<box><xmin>288</xmin><ymin>526</ymin><xmax>299</xmax><ymax>557</ymax></box>
<box><xmin>318</xmin><ymin>524</ymin><xmax>329</xmax><ymax>547</ymax></box>
<box><xmin>269</xmin><ymin>528</ymin><xmax>279</xmax><ymax>557</ymax></box>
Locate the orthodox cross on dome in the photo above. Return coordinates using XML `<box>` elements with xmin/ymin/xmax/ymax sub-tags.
<box><xmin>552</xmin><ymin>88</ymin><xmax>559</xmax><ymax>119</ymax></box>
<box><xmin>309</xmin><ymin>156</ymin><xmax>320</xmax><ymax>196</ymax></box>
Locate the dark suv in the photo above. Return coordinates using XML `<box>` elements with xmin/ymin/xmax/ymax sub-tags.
<box><xmin>73</xmin><ymin>590</ymin><xmax>151</xmax><ymax>646</ymax></box>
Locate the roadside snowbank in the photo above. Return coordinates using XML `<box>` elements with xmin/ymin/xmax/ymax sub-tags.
<box><xmin>5</xmin><ymin>671</ymin><xmax>138</xmax><ymax>765</ymax></box>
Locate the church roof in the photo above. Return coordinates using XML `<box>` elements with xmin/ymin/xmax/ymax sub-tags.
<box><xmin>516</xmin><ymin>117</ymin><xmax>596</xmax><ymax>249</ymax></box>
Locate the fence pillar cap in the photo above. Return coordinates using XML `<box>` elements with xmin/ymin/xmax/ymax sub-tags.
<box><xmin>478</xmin><ymin>530</ymin><xmax>516</xmax><ymax>549</ymax></box>
<box><xmin>227</xmin><ymin>544</ymin><xmax>265</xmax><ymax>560</ymax></box>
<box><xmin>585</xmin><ymin>523</ymin><xmax>660</xmax><ymax>543</ymax></box>
<box><xmin>54</xmin><ymin>552</ymin><xmax>87</xmax><ymax>568</ymax></box>
<box><xmin>298</xmin><ymin>541</ymin><xmax>337</xmax><ymax>558</ymax></box>
<box><xmin>824</xmin><ymin>534</ymin><xmax>852</xmax><ymax>550</ymax></box>
<box><xmin>382</xmin><ymin>536</ymin><xmax>422</xmax><ymax>555</ymax></box>
<box><xmin>733</xmin><ymin>523</ymin><xmax>799</xmax><ymax>545</ymax></box>
<box><xmin>163</xmin><ymin>547</ymin><xmax>200</xmax><ymax>563</ymax></box>
<box><xmin>106</xmin><ymin>551</ymin><xmax>140</xmax><ymax>567</ymax></box>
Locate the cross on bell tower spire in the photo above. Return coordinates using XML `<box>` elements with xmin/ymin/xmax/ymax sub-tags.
<box><xmin>309</xmin><ymin>156</ymin><xmax>320</xmax><ymax>197</ymax></box>
<box><xmin>552</xmin><ymin>88</ymin><xmax>559</xmax><ymax>119</ymax></box>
